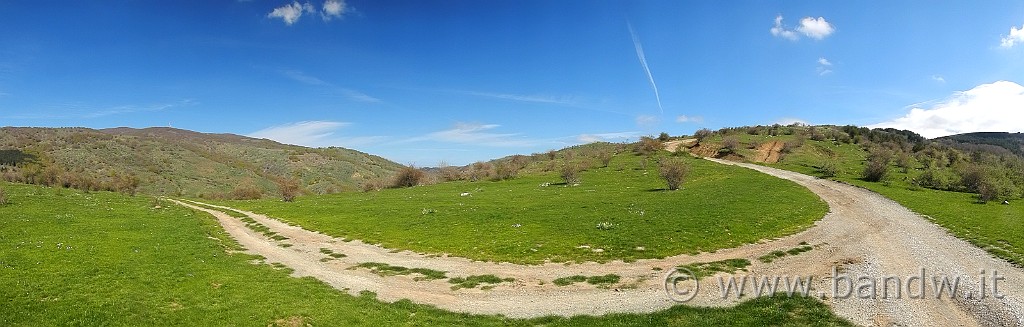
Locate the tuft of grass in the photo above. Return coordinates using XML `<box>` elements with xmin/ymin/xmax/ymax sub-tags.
<box><xmin>677</xmin><ymin>259</ymin><xmax>751</xmax><ymax>280</ymax></box>
<box><xmin>552</xmin><ymin>275</ymin><xmax>587</xmax><ymax>286</ymax></box>
<box><xmin>319</xmin><ymin>248</ymin><xmax>347</xmax><ymax>258</ymax></box>
<box><xmin>585</xmin><ymin>274</ymin><xmax>620</xmax><ymax>286</ymax></box>
<box><xmin>758</xmin><ymin>246</ymin><xmax>813</xmax><ymax>263</ymax></box>
<box><xmin>352</xmin><ymin>262</ymin><xmax>446</xmax><ymax>281</ymax></box>
<box><xmin>448</xmin><ymin>274</ymin><xmax>515</xmax><ymax>290</ymax></box>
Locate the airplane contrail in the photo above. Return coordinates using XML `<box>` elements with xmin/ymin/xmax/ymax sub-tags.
<box><xmin>628</xmin><ymin>22</ymin><xmax>663</xmax><ymax>114</ymax></box>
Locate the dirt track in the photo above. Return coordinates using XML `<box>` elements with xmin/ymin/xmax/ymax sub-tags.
<box><xmin>170</xmin><ymin>159</ymin><xmax>1024</xmax><ymax>326</ymax></box>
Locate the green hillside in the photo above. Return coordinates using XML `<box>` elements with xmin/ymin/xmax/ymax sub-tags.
<box><xmin>0</xmin><ymin>127</ymin><xmax>401</xmax><ymax>198</ymax></box>
<box><xmin>684</xmin><ymin>124</ymin><xmax>1024</xmax><ymax>266</ymax></box>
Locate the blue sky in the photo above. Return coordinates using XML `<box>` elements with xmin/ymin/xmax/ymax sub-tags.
<box><xmin>2</xmin><ymin>1</ymin><xmax>1024</xmax><ymax>165</ymax></box>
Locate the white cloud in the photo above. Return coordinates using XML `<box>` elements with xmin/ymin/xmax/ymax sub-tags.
<box><xmin>248</xmin><ymin>121</ymin><xmax>385</xmax><ymax>148</ymax></box>
<box><xmin>817</xmin><ymin>57</ymin><xmax>833</xmax><ymax>76</ymax></box>
<box><xmin>1001</xmin><ymin>24</ymin><xmax>1024</xmax><ymax>48</ymax></box>
<box><xmin>628</xmin><ymin>22</ymin><xmax>663</xmax><ymax>113</ymax></box>
<box><xmin>772</xmin><ymin>15</ymin><xmax>834</xmax><ymax>41</ymax></box>
<box><xmin>932</xmin><ymin>75</ymin><xmax>946</xmax><ymax>83</ymax></box>
<box><xmin>280</xmin><ymin>70</ymin><xmax>380</xmax><ymax>103</ymax></box>
<box><xmin>771</xmin><ymin>15</ymin><xmax>799</xmax><ymax>41</ymax></box>
<box><xmin>268</xmin><ymin>1</ymin><xmax>315</xmax><ymax>25</ymax></box>
<box><xmin>322</xmin><ymin>0</ymin><xmax>347</xmax><ymax>20</ymax></box>
<box><xmin>282</xmin><ymin>69</ymin><xmax>327</xmax><ymax>85</ymax></box>
<box><xmin>635</xmin><ymin>114</ymin><xmax>659</xmax><ymax>127</ymax></box>
<box><xmin>797</xmin><ymin>17</ymin><xmax>834</xmax><ymax>40</ymax></box>
<box><xmin>675</xmin><ymin>115</ymin><xmax>704</xmax><ymax>123</ymax></box>
<box><xmin>870</xmin><ymin>81</ymin><xmax>1024</xmax><ymax>138</ymax></box>
<box><xmin>411</xmin><ymin>123</ymin><xmax>534</xmax><ymax>147</ymax></box>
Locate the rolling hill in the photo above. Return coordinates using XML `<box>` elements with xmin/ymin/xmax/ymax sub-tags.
<box><xmin>0</xmin><ymin>127</ymin><xmax>401</xmax><ymax>197</ymax></box>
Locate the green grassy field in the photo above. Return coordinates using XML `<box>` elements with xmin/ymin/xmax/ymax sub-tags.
<box><xmin>0</xmin><ymin>182</ymin><xmax>853</xmax><ymax>326</ymax></box>
<box><xmin>755</xmin><ymin>137</ymin><xmax>1024</xmax><ymax>266</ymax></box>
<box><xmin>216</xmin><ymin>153</ymin><xmax>828</xmax><ymax>264</ymax></box>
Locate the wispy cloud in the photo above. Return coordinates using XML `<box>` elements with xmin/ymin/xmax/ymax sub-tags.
<box><xmin>635</xmin><ymin>114</ymin><xmax>659</xmax><ymax>127</ymax></box>
<box><xmin>870</xmin><ymin>81</ymin><xmax>1024</xmax><ymax>138</ymax></box>
<box><xmin>817</xmin><ymin>57</ymin><xmax>833</xmax><ymax>76</ymax></box>
<box><xmin>1001</xmin><ymin>23</ymin><xmax>1024</xmax><ymax>48</ymax></box>
<box><xmin>248</xmin><ymin>120</ymin><xmax>386</xmax><ymax>147</ymax></box>
<box><xmin>771</xmin><ymin>15</ymin><xmax>834</xmax><ymax>41</ymax></box>
<box><xmin>932</xmin><ymin>75</ymin><xmax>946</xmax><ymax>83</ymax></box>
<box><xmin>577</xmin><ymin>131</ymin><xmax>642</xmax><ymax>143</ymax></box>
<box><xmin>463</xmin><ymin>91</ymin><xmax>578</xmax><ymax>106</ymax></box>
<box><xmin>628</xmin><ymin>22</ymin><xmax>663</xmax><ymax>114</ymax></box>
<box><xmin>771</xmin><ymin>15</ymin><xmax>799</xmax><ymax>41</ymax></box>
<box><xmin>676</xmin><ymin>115</ymin><xmax>704</xmax><ymax>123</ymax></box>
<box><xmin>3</xmin><ymin>99</ymin><xmax>195</xmax><ymax>120</ymax></box>
<box><xmin>405</xmin><ymin>123</ymin><xmax>536</xmax><ymax>147</ymax></box>
<box><xmin>280</xmin><ymin>69</ymin><xmax>381</xmax><ymax>103</ymax></box>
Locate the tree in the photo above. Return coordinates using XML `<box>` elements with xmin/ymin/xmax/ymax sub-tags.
<box><xmin>391</xmin><ymin>165</ymin><xmax>425</xmax><ymax>188</ymax></box>
<box><xmin>658</xmin><ymin>132</ymin><xmax>671</xmax><ymax>142</ymax></box>
<box><xmin>277</xmin><ymin>178</ymin><xmax>301</xmax><ymax>202</ymax></box>
<box><xmin>659</xmin><ymin>159</ymin><xmax>689</xmax><ymax>190</ymax></box>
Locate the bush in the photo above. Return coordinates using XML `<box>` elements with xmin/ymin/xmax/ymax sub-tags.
<box><xmin>862</xmin><ymin>159</ymin><xmax>889</xmax><ymax>182</ymax></box>
<box><xmin>491</xmin><ymin>161</ymin><xmax>518</xmax><ymax>181</ymax></box>
<box><xmin>560</xmin><ymin>162</ymin><xmax>581</xmax><ymax>185</ymax></box>
<box><xmin>657</xmin><ymin>132</ymin><xmax>670</xmax><ymax>142</ymax></box>
<box><xmin>0</xmin><ymin>186</ymin><xmax>7</xmax><ymax>205</ymax></box>
<box><xmin>634</xmin><ymin>136</ymin><xmax>662</xmax><ymax>156</ymax></box>
<box><xmin>277</xmin><ymin>178</ymin><xmax>301</xmax><ymax>202</ymax></box>
<box><xmin>438</xmin><ymin>162</ymin><xmax>462</xmax><ymax>182</ymax></box>
<box><xmin>818</xmin><ymin>160</ymin><xmax>838</xmax><ymax>178</ymax></box>
<box><xmin>229</xmin><ymin>183</ymin><xmax>263</xmax><ymax>200</ymax></box>
<box><xmin>391</xmin><ymin>165</ymin><xmax>424</xmax><ymax>188</ymax></box>
<box><xmin>361</xmin><ymin>178</ymin><xmax>387</xmax><ymax>192</ymax></box>
<box><xmin>659</xmin><ymin>159</ymin><xmax>689</xmax><ymax>190</ymax></box>
<box><xmin>468</xmin><ymin>162</ymin><xmax>492</xmax><ymax>181</ymax></box>
<box><xmin>720</xmin><ymin>137</ymin><xmax>740</xmax><ymax>154</ymax></box>
<box><xmin>598</xmin><ymin>150</ymin><xmax>613</xmax><ymax>167</ymax></box>
<box><xmin>694</xmin><ymin>128</ymin><xmax>713</xmax><ymax>142</ymax></box>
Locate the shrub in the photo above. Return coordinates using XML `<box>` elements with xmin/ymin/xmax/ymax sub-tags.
<box><xmin>438</xmin><ymin>161</ymin><xmax>462</xmax><ymax>182</ymax></box>
<box><xmin>693</xmin><ymin>128</ymin><xmax>713</xmax><ymax>142</ymax></box>
<box><xmin>818</xmin><ymin>160</ymin><xmax>838</xmax><ymax>178</ymax></box>
<box><xmin>560</xmin><ymin>162</ymin><xmax>581</xmax><ymax>185</ymax></box>
<box><xmin>895</xmin><ymin>152</ymin><xmax>913</xmax><ymax>173</ymax></box>
<box><xmin>597</xmin><ymin>150</ymin><xmax>613</xmax><ymax>167</ymax></box>
<box><xmin>659</xmin><ymin>159</ymin><xmax>689</xmax><ymax>190</ymax></box>
<box><xmin>0</xmin><ymin>186</ymin><xmax>7</xmax><ymax>205</ymax></box>
<box><xmin>635</xmin><ymin>136</ymin><xmax>662</xmax><ymax>156</ymax></box>
<box><xmin>277</xmin><ymin>178</ymin><xmax>301</xmax><ymax>202</ymax></box>
<box><xmin>720</xmin><ymin>137</ymin><xmax>740</xmax><ymax>154</ymax></box>
<box><xmin>391</xmin><ymin>165</ymin><xmax>425</xmax><ymax>188</ymax></box>
<box><xmin>491</xmin><ymin>161</ymin><xmax>518</xmax><ymax>181</ymax></box>
<box><xmin>468</xmin><ymin>162</ymin><xmax>492</xmax><ymax>181</ymax></box>
<box><xmin>229</xmin><ymin>183</ymin><xmax>263</xmax><ymax>200</ymax></box>
<box><xmin>862</xmin><ymin>159</ymin><xmax>889</xmax><ymax>182</ymax></box>
<box><xmin>361</xmin><ymin>178</ymin><xmax>387</xmax><ymax>192</ymax></box>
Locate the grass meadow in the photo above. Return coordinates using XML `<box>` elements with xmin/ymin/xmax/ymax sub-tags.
<box><xmin>0</xmin><ymin>182</ymin><xmax>853</xmax><ymax>326</ymax></box>
<box><xmin>216</xmin><ymin>153</ymin><xmax>828</xmax><ymax>264</ymax></box>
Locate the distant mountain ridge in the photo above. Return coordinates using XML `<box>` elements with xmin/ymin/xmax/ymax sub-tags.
<box><xmin>936</xmin><ymin>132</ymin><xmax>1024</xmax><ymax>157</ymax></box>
<box><xmin>0</xmin><ymin>126</ymin><xmax>401</xmax><ymax>197</ymax></box>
